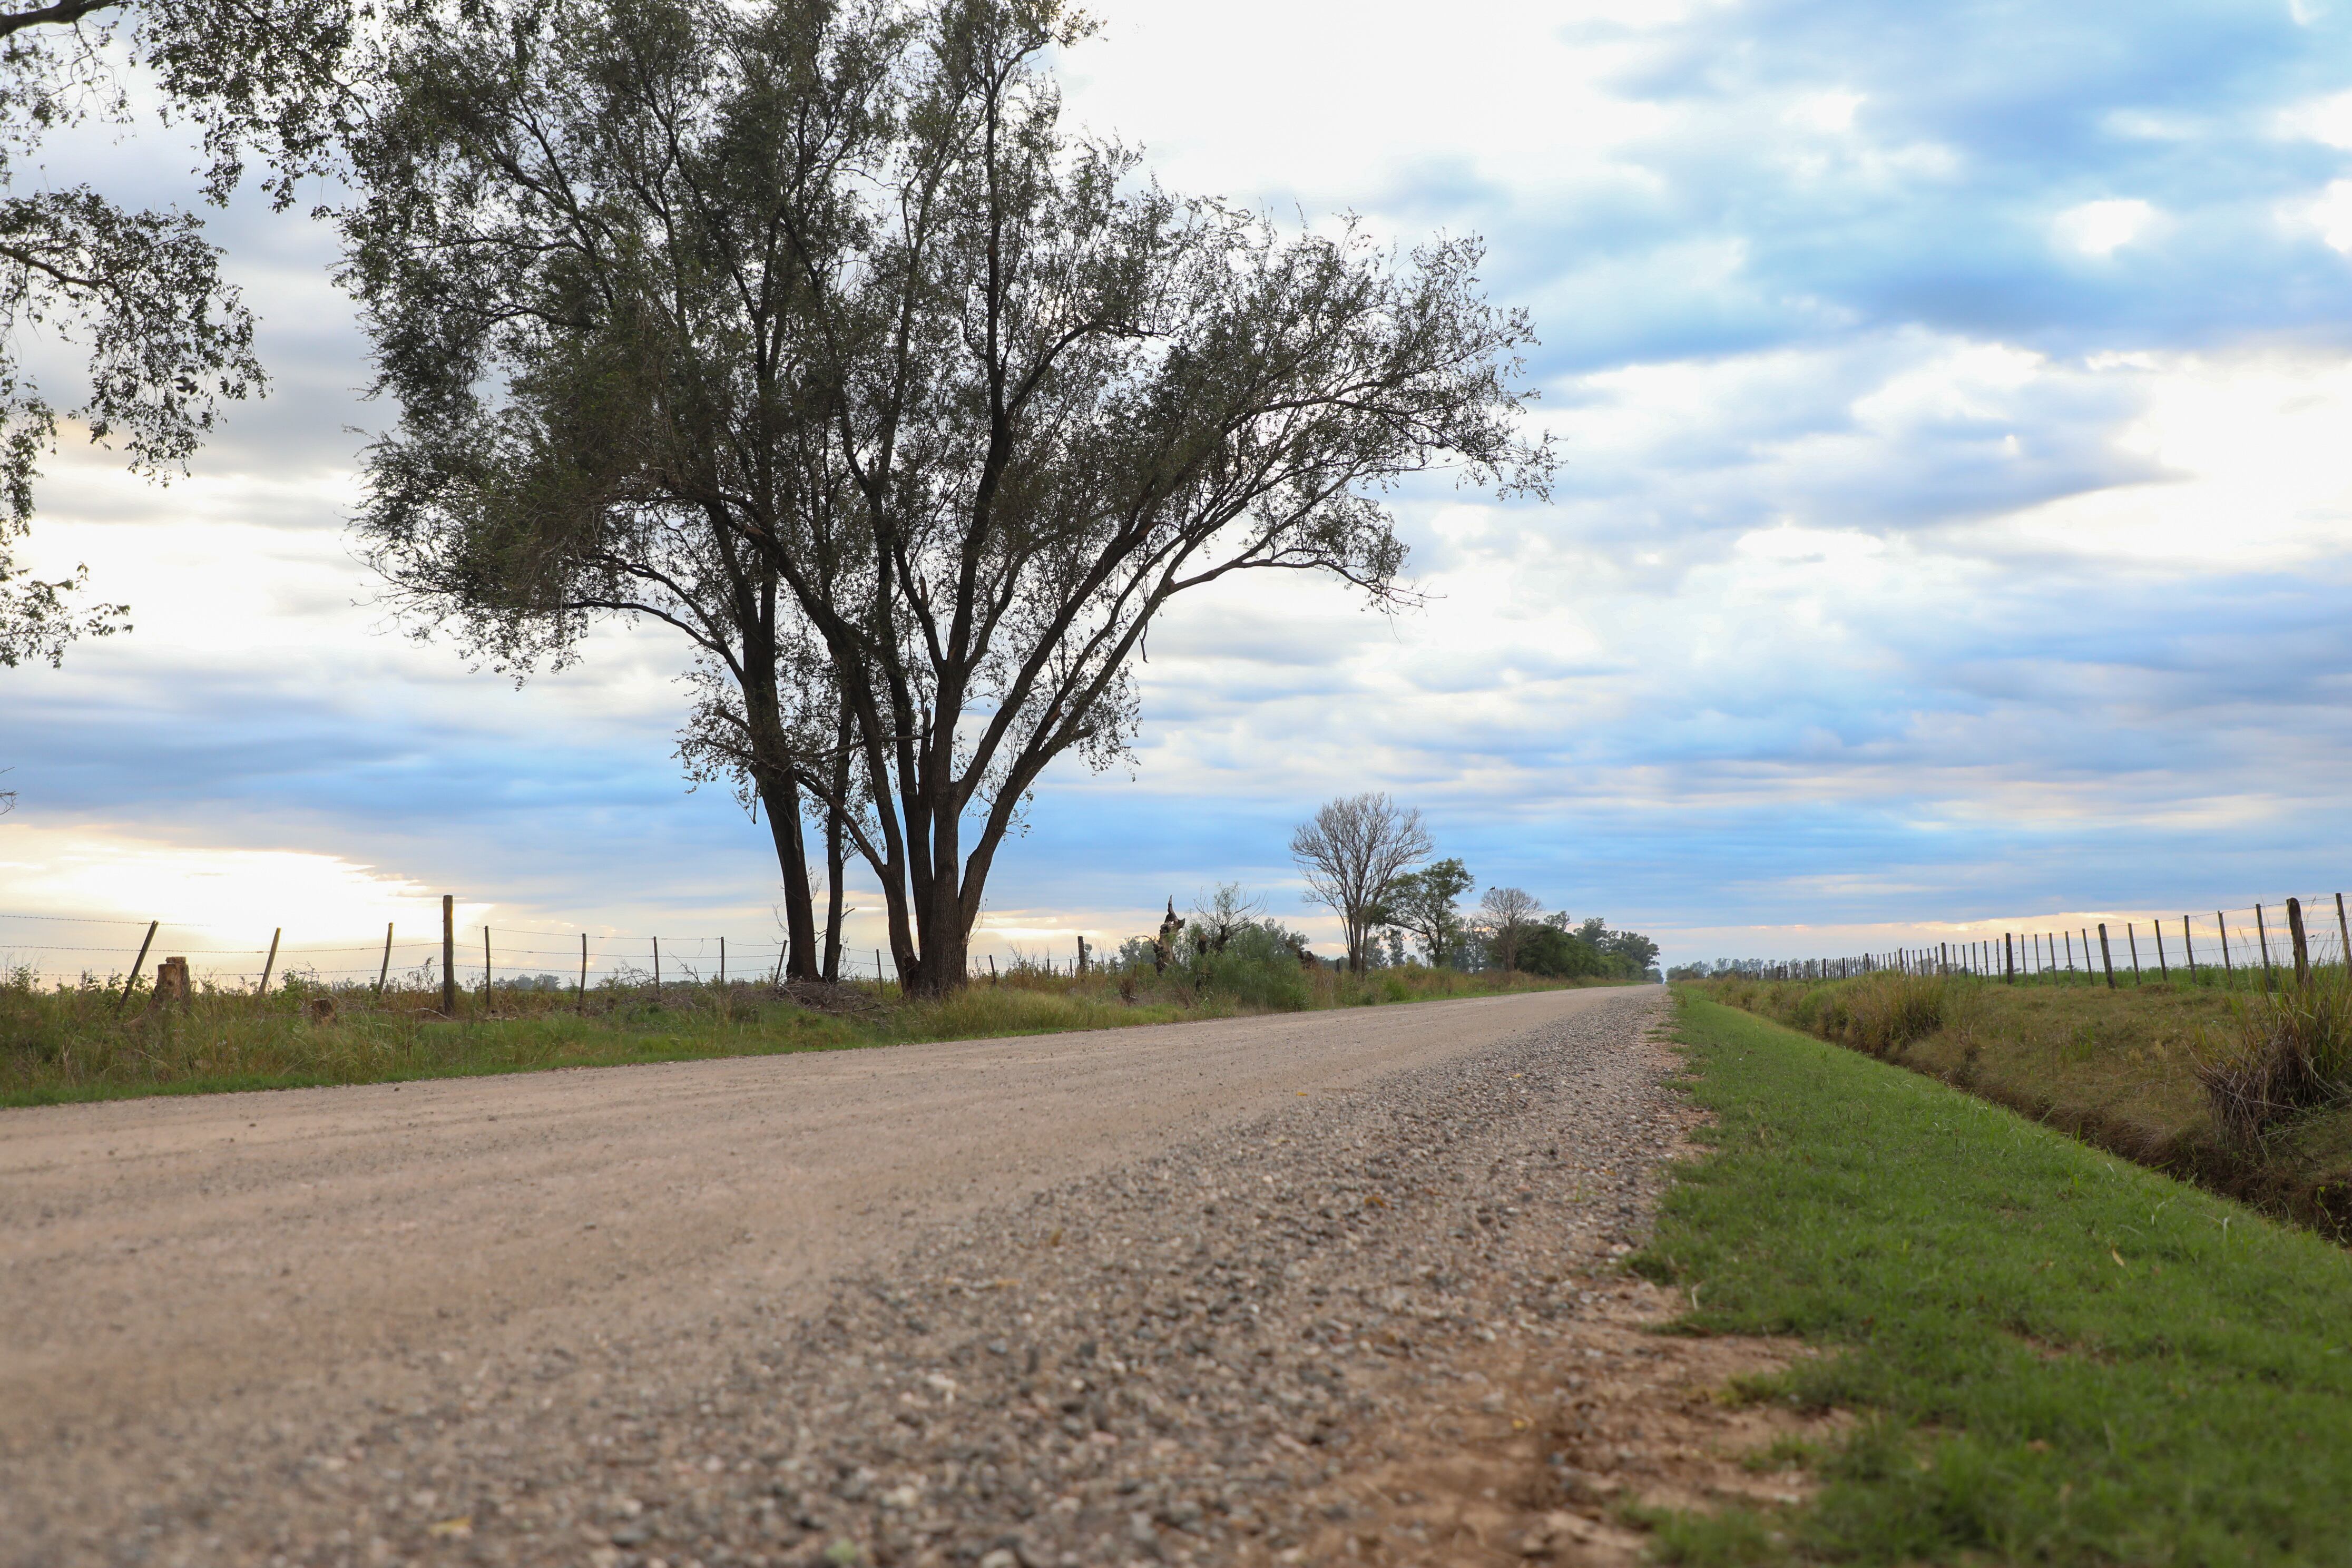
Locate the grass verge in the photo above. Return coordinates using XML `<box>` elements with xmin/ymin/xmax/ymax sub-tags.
<box><xmin>0</xmin><ymin>965</ymin><xmax>1609</xmax><ymax>1109</ymax></box>
<box><xmin>1689</xmin><ymin>972</ymin><xmax>2352</xmax><ymax>1238</ymax></box>
<box><xmin>1635</xmin><ymin>991</ymin><xmax>2352</xmax><ymax>1566</ymax></box>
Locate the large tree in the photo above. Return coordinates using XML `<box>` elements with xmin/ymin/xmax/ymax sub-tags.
<box><xmin>343</xmin><ymin>0</ymin><xmax>1551</xmax><ymax>994</ymax></box>
<box><xmin>1290</xmin><ymin>791</ymin><xmax>1429</xmax><ymax>973</ymax></box>
<box><xmin>0</xmin><ymin>0</ymin><xmax>350</xmax><ymax>669</ymax></box>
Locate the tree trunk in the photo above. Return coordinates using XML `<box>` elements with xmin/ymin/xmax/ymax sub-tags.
<box><xmin>822</xmin><ymin>705</ymin><xmax>851</xmax><ymax>982</ymax></box>
<box><xmin>913</xmin><ymin>893</ymin><xmax>969</xmax><ymax>996</ymax></box>
<box><xmin>822</xmin><ymin>810</ymin><xmax>847</xmax><ymax>983</ymax></box>
<box><xmin>759</xmin><ymin>771</ymin><xmax>820</xmax><ymax>981</ymax></box>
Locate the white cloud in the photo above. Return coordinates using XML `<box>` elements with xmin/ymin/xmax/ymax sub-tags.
<box><xmin>1790</xmin><ymin>91</ymin><xmax>1865</xmax><ymax>133</ymax></box>
<box><xmin>2277</xmin><ymin>89</ymin><xmax>2352</xmax><ymax>148</ymax></box>
<box><xmin>2284</xmin><ymin>178</ymin><xmax>2352</xmax><ymax>254</ymax></box>
<box><xmin>2053</xmin><ymin>197</ymin><xmax>2159</xmax><ymax>258</ymax></box>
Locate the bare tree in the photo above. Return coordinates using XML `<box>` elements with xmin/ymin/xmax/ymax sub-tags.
<box><xmin>1289</xmin><ymin>792</ymin><xmax>1430</xmax><ymax>973</ymax></box>
<box><xmin>1478</xmin><ymin>885</ymin><xmax>1543</xmax><ymax>973</ymax></box>
<box><xmin>1189</xmin><ymin>882</ymin><xmax>1266</xmax><ymax>954</ymax></box>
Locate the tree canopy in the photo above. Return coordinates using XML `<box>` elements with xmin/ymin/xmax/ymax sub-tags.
<box><xmin>342</xmin><ymin>0</ymin><xmax>1551</xmax><ymax>993</ymax></box>
<box><xmin>0</xmin><ymin>0</ymin><xmax>350</xmax><ymax>668</ymax></box>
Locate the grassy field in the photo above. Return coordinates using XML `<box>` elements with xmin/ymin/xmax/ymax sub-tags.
<box><xmin>0</xmin><ymin>961</ymin><xmax>1608</xmax><ymax>1109</ymax></box>
<box><xmin>1687</xmin><ymin>969</ymin><xmax>2352</xmax><ymax>1237</ymax></box>
<box><xmin>1638</xmin><ymin>993</ymin><xmax>2352</xmax><ymax>1565</ymax></box>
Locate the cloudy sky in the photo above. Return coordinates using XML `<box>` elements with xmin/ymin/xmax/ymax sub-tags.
<box><xmin>5</xmin><ymin>0</ymin><xmax>2351</xmax><ymax>981</ymax></box>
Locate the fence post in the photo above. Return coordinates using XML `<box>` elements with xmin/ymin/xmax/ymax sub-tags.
<box><xmin>483</xmin><ymin>925</ymin><xmax>492</xmax><ymax>1007</ymax></box>
<box><xmin>2217</xmin><ymin>913</ymin><xmax>2233</xmax><ymax>986</ymax></box>
<box><xmin>2127</xmin><ymin>922</ymin><xmax>2141</xmax><ymax>983</ymax></box>
<box><xmin>2153</xmin><ymin>919</ymin><xmax>2168</xmax><ymax>979</ymax></box>
<box><xmin>2098</xmin><ymin>923</ymin><xmax>2116</xmax><ymax>990</ymax></box>
<box><xmin>876</xmin><ymin>948</ymin><xmax>884</xmax><ymax>986</ymax></box>
<box><xmin>719</xmin><ymin>936</ymin><xmax>726</xmax><ymax>988</ymax></box>
<box><xmin>2288</xmin><ymin>897</ymin><xmax>2310</xmax><ymax>987</ymax></box>
<box><xmin>653</xmin><ymin>935</ymin><xmax>661</xmax><ymax>992</ymax></box>
<box><xmin>442</xmin><ymin>894</ymin><xmax>457</xmax><ymax>1015</ymax></box>
<box><xmin>377</xmin><ymin>922</ymin><xmax>394</xmax><ymax>1000</ymax></box>
<box><xmin>2339</xmin><ymin>894</ymin><xmax>2351</xmax><ymax>976</ymax></box>
<box><xmin>2256</xmin><ymin>904</ymin><xmax>2276</xmax><ymax>993</ymax></box>
<box><xmin>579</xmin><ymin>933</ymin><xmax>589</xmax><ymax>1006</ymax></box>
<box><xmin>2182</xmin><ymin>915</ymin><xmax>2195</xmax><ymax>982</ymax></box>
<box><xmin>259</xmin><ymin>927</ymin><xmax>282</xmax><ymax>996</ymax></box>
<box><xmin>114</xmin><ymin>920</ymin><xmax>160</xmax><ymax>1014</ymax></box>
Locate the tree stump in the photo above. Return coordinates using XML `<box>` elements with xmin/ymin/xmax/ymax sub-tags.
<box><xmin>148</xmin><ymin>957</ymin><xmax>191</xmax><ymax>1011</ymax></box>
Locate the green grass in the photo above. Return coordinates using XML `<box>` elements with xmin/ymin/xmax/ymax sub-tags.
<box><xmin>1636</xmin><ymin>991</ymin><xmax>2352</xmax><ymax>1565</ymax></box>
<box><xmin>1688</xmin><ymin>971</ymin><xmax>2352</xmax><ymax>1237</ymax></box>
<box><xmin>0</xmin><ymin>963</ymin><xmax>1609</xmax><ymax>1109</ymax></box>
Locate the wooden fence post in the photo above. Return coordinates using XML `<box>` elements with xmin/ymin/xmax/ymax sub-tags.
<box><xmin>2339</xmin><ymin>893</ymin><xmax>2351</xmax><ymax>974</ymax></box>
<box><xmin>114</xmin><ymin>920</ymin><xmax>159</xmax><ymax>1013</ymax></box>
<box><xmin>2126</xmin><ymin>923</ymin><xmax>2141</xmax><ymax>983</ymax></box>
<box><xmin>653</xmin><ymin>935</ymin><xmax>661</xmax><ymax>991</ymax></box>
<box><xmin>876</xmin><ymin>948</ymin><xmax>884</xmax><ymax>986</ymax></box>
<box><xmin>579</xmin><ymin>933</ymin><xmax>589</xmax><ymax>1005</ymax></box>
<box><xmin>2182</xmin><ymin>915</ymin><xmax>2195</xmax><ymax>981</ymax></box>
<box><xmin>442</xmin><ymin>894</ymin><xmax>457</xmax><ymax>1015</ymax></box>
<box><xmin>2288</xmin><ymin>897</ymin><xmax>2310</xmax><ymax>987</ymax></box>
<box><xmin>2153</xmin><ymin>920</ymin><xmax>2168</xmax><ymax>979</ymax></box>
<box><xmin>483</xmin><ymin>925</ymin><xmax>492</xmax><ymax>1007</ymax></box>
<box><xmin>2256</xmin><ymin>904</ymin><xmax>2276</xmax><ymax>992</ymax></box>
<box><xmin>377</xmin><ymin>922</ymin><xmax>394</xmax><ymax>1000</ymax></box>
<box><xmin>259</xmin><ymin>927</ymin><xmax>282</xmax><ymax>996</ymax></box>
<box><xmin>2004</xmin><ymin>933</ymin><xmax>2015</xmax><ymax>982</ymax></box>
<box><xmin>2098</xmin><ymin>923</ymin><xmax>2116</xmax><ymax>989</ymax></box>
<box><xmin>2217</xmin><ymin>913</ymin><xmax>2233</xmax><ymax>985</ymax></box>
<box><xmin>719</xmin><ymin>936</ymin><xmax>726</xmax><ymax>988</ymax></box>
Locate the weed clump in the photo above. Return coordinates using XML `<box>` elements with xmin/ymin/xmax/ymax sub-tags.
<box><xmin>2197</xmin><ymin>974</ymin><xmax>2352</xmax><ymax>1147</ymax></box>
<box><xmin>1752</xmin><ymin>971</ymin><xmax>1953</xmax><ymax>1058</ymax></box>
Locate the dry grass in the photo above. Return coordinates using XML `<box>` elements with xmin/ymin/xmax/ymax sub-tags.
<box><xmin>0</xmin><ymin>961</ymin><xmax>1611</xmax><ymax>1108</ymax></box>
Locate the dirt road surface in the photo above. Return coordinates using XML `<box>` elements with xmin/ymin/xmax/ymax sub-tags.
<box><xmin>3</xmin><ymin>985</ymin><xmax>1820</xmax><ymax>1567</ymax></box>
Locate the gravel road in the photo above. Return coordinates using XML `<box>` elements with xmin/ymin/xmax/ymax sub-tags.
<box><xmin>3</xmin><ymin>984</ymin><xmax>1812</xmax><ymax>1567</ymax></box>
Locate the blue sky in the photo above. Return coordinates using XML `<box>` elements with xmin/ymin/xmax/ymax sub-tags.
<box><xmin>4</xmin><ymin>0</ymin><xmax>2351</xmax><ymax>978</ymax></box>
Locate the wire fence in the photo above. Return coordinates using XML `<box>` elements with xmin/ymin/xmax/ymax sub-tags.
<box><xmin>0</xmin><ymin>910</ymin><xmax>905</xmax><ymax>995</ymax></box>
<box><xmin>1687</xmin><ymin>893</ymin><xmax>2352</xmax><ymax>989</ymax></box>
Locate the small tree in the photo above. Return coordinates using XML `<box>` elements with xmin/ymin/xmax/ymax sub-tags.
<box><xmin>1477</xmin><ymin>885</ymin><xmax>1542</xmax><ymax>973</ymax></box>
<box><xmin>1289</xmin><ymin>792</ymin><xmax>1430</xmax><ymax>973</ymax></box>
<box><xmin>1385</xmin><ymin>857</ymin><xmax>1472</xmax><ymax>967</ymax></box>
<box><xmin>1189</xmin><ymin>883</ymin><xmax>1266</xmax><ymax>955</ymax></box>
